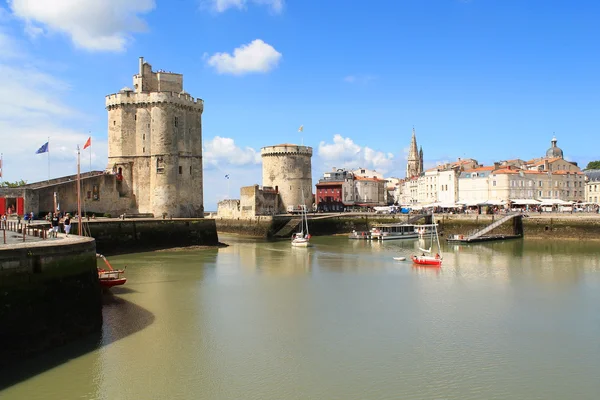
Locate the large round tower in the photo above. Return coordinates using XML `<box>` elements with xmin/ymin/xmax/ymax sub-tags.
<box><xmin>261</xmin><ymin>144</ymin><xmax>313</xmax><ymax>212</ymax></box>
<box><xmin>106</xmin><ymin>57</ymin><xmax>204</xmax><ymax>217</ymax></box>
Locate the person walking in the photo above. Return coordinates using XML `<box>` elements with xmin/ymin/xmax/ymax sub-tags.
<box><xmin>51</xmin><ymin>213</ymin><xmax>60</xmax><ymax>238</ymax></box>
<box><xmin>63</xmin><ymin>213</ymin><xmax>71</xmax><ymax>237</ymax></box>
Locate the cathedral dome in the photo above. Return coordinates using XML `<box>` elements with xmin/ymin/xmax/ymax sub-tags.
<box><xmin>546</xmin><ymin>136</ymin><xmax>563</xmax><ymax>158</ymax></box>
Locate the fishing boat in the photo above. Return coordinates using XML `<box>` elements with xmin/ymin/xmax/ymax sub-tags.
<box><xmin>291</xmin><ymin>204</ymin><xmax>311</xmax><ymax>247</ymax></box>
<box><xmin>97</xmin><ymin>253</ymin><xmax>127</xmax><ymax>288</ymax></box>
<box><xmin>412</xmin><ymin>215</ymin><xmax>443</xmax><ymax>267</ymax></box>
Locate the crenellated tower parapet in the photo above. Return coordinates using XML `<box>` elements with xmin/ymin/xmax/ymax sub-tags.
<box><xmin>105</xmin><ymin>57</ymin><xmax>204</xmax><ymax>218</ymax></box>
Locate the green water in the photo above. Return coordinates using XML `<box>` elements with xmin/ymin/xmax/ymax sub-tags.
<box><xmin>2</xmin><ymin>235</ymin><xmax>600</xmax><ymax>400</ymax></box>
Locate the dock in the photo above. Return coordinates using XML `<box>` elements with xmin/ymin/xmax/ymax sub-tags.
<box><xmin>446</xmin><ymin>213</ymin><xmax>523</xmax><ymax>243</ymax></box>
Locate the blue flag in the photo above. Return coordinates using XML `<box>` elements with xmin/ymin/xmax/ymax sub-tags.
<box><xmin>36</xmin><ymin>142</ymin><xmax>49</xmax><ymax>154</ymax></box>
<box><xmin>225</xmin><ymin>174</ymin><xmax>230</xmax><ymax>179</ymax></box>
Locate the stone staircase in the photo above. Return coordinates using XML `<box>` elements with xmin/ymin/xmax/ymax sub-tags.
<box><xmin>273</xmin><ymin>218</ymin><xmax>303</xmax><ymax>238</ymax></box>
<box><xmin>467</xmin><ymin>213</ymin><xmax>519</xmax><ymax>241</ymax></box>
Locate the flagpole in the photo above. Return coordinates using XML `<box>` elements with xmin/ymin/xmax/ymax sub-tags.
<box><xmin>89</xmin><ymin>132</ymin><xmax>92</xmax><ymax>173</ymax></box>
<box><xmin>47</xmin><ymin>137</ymin><xmax>50</xmax><ymax>182</ymax></box>
<box><xmin>77</xmin><ymin>145</ymin><xmax>82</xmax><ymax>236</ymax></box>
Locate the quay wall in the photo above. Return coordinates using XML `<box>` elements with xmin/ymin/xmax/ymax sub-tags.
<box><xmin>0</xmin><ymin>237</ymin><xmax>102</xmax><ymax>369</ymax></box>
<box><xmin>70</xmin><ymin>219</ymin><xmax>220</xmax><ymax>255</ymax></box>
<box><xmin>215</xmin><ymin>214</ymin><xmax>600</xmax><ymax>240</ymax></box>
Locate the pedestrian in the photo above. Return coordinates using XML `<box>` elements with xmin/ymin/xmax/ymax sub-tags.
<box><xmin>51</xmin><ymin>213</ymin><xmax>60</xmax><ymax>238</ymax></box>
<box><xmin>63</xmin><ymin>213</ymin><xmax>71</xmax><ymax>237</ymax></box>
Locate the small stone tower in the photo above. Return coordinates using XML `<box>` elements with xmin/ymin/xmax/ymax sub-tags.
<box><xmin>406</xmin><ymin>127</ymin><xmax>422</xmax><ymax>178</ymax></box>
<box><xmin>546</xmin><ymin>136</ymin><xmax>564</xmax><ymax>159</ymax></box>
<box><xmin>261</xmin><ymin>144</ymin><xmax>313</xmax><ymax>212</ymax></box>
<box><xmin>106</xmin><ymin>57</ymin><xmax>205</xmax><ymax>217</ymax></box>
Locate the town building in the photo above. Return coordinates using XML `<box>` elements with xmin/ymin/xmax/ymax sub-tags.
<box><xmin>315</xmin><ymin>169</ymin><xmax>355</xmax><ymax>212</ymax></box>
<box><xmin>584</xmin><ymin>170</ymin><xmax>600</xmax><ymax>203</ymax></box>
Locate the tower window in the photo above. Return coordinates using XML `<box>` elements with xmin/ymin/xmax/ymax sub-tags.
<box><xmin>174</xmin><ymin>117</ymin><xmax>179</xmax><ymax>127</ymax></box>
<box><xmin>179</xmin><ymin>166</ymin><xmax>182</xmax><ymax>174</ymax></box>
<box><xmin>143</xmin><ymin>134</ymin><xmax>145</xmax><ymax>140</ymax></box>
<box><xmin>134</xmin><ymin>115</ymin><xmax>137</xmax><ymax>121</ymax></box>
<box><xmin>143</xmin><ymin>147</ymin><xmax>145</xmax><ymax>153</ymax></box>
<box><xmin>113</xmin><ymin>121</ymin><xmax>116</xmax><ymax>126</ymax></box>
<box><xmin>157</xmin><ymin>157</ymin><xmax>165</xmax><ymax>174</ymax></box>
<box><xmin>190</xmin><ymin>166</ymin><xmax>192</xmax><ymax>174</ymax></box>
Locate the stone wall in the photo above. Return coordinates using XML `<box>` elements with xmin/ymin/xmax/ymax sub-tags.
<box><xmin>70</xmin><ymin>219</ymin><xmax>219</xmax><ymax>255</ymax></box>
<box><xmin>215</xmin><ymin>216</ymin><xmax>274</xmax><ymax>237</ymax></box>
<box><xmin>217</xmin><ymin>199</ymin><xmax>241</xmax><ymax>219</ymax></box>
<box><xmin>0</xmin><ymin>237</ymin><xmax>102</xmax><ymax>369</ymax></box>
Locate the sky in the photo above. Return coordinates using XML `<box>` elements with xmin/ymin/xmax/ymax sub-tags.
<box><xmin>0</xmin><ymin>0</ymin><xmax>599</xmax><ymax>210</ymax></box>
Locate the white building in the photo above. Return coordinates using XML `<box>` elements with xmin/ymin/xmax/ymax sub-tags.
<box><xmin>584</xmin><ymin>170</ymin><xmax>600</xmax><ymax>203</ymax></box>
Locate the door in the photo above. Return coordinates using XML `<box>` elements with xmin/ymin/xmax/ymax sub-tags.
<box><xmin>0</xmin><ymin>197</ymin><xmax>5</xmax><ymax>215</ymax></box>
<box><xmin>17</xmin><ymin>197</ymin><xmax>24</xmax><ymax>215</ymax></box>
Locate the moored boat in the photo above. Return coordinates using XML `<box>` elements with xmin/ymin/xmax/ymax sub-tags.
<box><xmin>97</xmin><ymin>253</ymin><xmax>127</xmax><ymax>288</ymax></box>
<box><xmin>412</xmin><ymin>214</ymin><xmax>443</xmax><ymax>267</ymax></box>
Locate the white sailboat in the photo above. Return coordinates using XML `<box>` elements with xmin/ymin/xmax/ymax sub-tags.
<box><xmin>291</xmin><ymin>189</ymin><xmax>311</xmax><ymax>247</ymax></box>
<box><xmin>412</xmin><ymin>214</ymin><xmax>443</xmax><ymax>266</ymax></box>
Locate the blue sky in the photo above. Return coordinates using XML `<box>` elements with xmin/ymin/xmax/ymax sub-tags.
<box><xmin>0</xmin><ymin>0</ymin><xmax>598</xmax><ymax>210</ymax></box>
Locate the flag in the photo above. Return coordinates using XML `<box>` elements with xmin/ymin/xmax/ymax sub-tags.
<box><xmin>225</xmin><ymin>174</ymin><xmax>230</xmax><ymax>179</ymax></box>
<box><xmin>83</xmin><ymin>137</ymin><xmax>91</xmax><ymax>150</ymax></box>
<box><xmin>298</xmin><ymin>125</ymin><xmax>304</xmax><ymax>132</ymax></box>
<box><xmin>36</xmin><ymin>142</ymin><xmax>49</xmax><ymax>154</ymax></box>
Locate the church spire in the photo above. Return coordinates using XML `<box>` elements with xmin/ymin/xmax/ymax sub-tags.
<box><xmin>406</xmin><ymin>127</ymin><xmax>420</xmax><ymax>178</ymax></box>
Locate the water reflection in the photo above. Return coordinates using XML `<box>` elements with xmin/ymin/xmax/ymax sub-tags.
<box><xmin>2</xmin><ymin>236</ymin><xmax>600</xmax><ymax>400</ymax></box>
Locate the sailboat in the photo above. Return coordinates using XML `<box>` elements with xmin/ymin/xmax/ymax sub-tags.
<box><xmin>75</xmin><ymin>145</ymin><xmax>127</xmax><ymax>288</ymax></box>
<box><xmin>412</xmin><ymin>214</ymin><xmax>443</xmax><ymax>266</ymax></box>
<box><xmin>291</xmin><ymin>190</ymin><xmax>311</xmax><ymax>247</ymax></box>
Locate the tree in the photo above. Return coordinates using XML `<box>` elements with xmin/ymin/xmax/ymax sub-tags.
<box><xmin>585</xmin><ymin>161</ymin><xmax>600</xmax><ymax>170</ymax></box>
<box><xmin>0</xmin><ymin>180</ymin><xmax>28</xmax><ymax>188</ymax></box>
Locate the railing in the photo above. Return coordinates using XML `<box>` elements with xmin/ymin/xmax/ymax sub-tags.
<box><xmin>1</xmin><ymin>221</ymin><xmax>48</xmax><ymax>243</ymax></box>
<box><xmin>466</xmin><ymin>213</ymin><xmax>519</xmax><ymax>241</ymax></box>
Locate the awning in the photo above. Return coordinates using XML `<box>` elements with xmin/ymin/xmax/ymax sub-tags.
<box><xmin>539</xmin><ymin>199</ymin><xmax>570</xmax><ymax>205</ymax></box>
<box><xmin>510</xmin><ymin>199</ymin><xmax>541</xmax><ymax>205</ymax></box>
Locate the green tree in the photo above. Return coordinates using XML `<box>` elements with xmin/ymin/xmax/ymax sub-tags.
<box><xmin>0</xmin><ymin>180</ymin><xmax>28</xmax><ymax>188</ymax></box>
<box><xmin>585</xmin><ymin>161</ymin><xmax>600</xmax><ymax>170</ymax></box>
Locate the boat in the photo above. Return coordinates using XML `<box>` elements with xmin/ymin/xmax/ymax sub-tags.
<box><xmin>411</xmin><ymin>215</ymin><xmax>443</xmax><ymax>267</ymax></box>
<box><xmin>291</xmin><ymin>202</ymin><xmax>311</xmax><ymax>247</ymax></box>
<box><xmin>97</xmin><ymin>253</ymin><xmax>127</xmax><ymax>288</ymax></box>
<box><xmin>393</xmin><ymin>256</ymin><xmax>406</xmax><ymax>261</ymax></box>
<box><xmin>370</xmin><ymin>223</ymin><xmax>433</xmax><ymax>240</ymax></box>
<box><xmin>348</xmin><ymin>230</ymin><xmax>371</xmax><ymax>240</ymax></box>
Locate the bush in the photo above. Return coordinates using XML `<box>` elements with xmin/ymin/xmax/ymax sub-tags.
<box><xmin>104</xmin><ymin>213</ymin><xmax>112</xmax><ymax>218</ymax></box>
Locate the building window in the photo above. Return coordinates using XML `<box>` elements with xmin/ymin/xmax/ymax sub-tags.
<box><xmin>178</xmin><ymin>166</ymin><xmax>182</xmax><ymax>174</ymax></box>
<box><xmin>157</xmin><ymin>157</ymin><xmax>165</xmax><ymax>174</ymax></box>
<box><xmin>492</xmin><ymin>180</ymin><xmax>496</xmax><ymax>187</ymax></box>
<box><xmin>92</xmin><ymin>185</ymin><xmax>100</xmax><ymax>201</ymax></box>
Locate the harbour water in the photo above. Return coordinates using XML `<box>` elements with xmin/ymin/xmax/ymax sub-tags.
<box><xmin>2</xmin><ymin>234</ymin><xmax>600</xmax><ymax>399</ymax></box>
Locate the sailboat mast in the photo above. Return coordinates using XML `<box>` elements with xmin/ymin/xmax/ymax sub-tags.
<box><xmin>77</xmin><ymin>146</ymin><xmax>82</xmax><ymax>236</ymax></box>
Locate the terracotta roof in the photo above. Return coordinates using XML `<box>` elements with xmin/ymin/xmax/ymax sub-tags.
<box><xmin>552</xmin><ymin>170</ymin><xmax>582</xmax><ymax>175</ymax></box>
<box><xmin>464</xmin><ymin>166</ymin><xmax>495</xmax><ymax>172</ymax></box>
<box><xmin>354</xmin><ymin>176</ymin><xmax>381</xmax><ymax>182</ymax></box>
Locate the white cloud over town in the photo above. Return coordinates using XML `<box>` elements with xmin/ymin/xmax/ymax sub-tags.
<box><xmin>318</xmin><ymin>134</ymin><xmax>395</xmax><ymax>174</ymax></box>
<box><xmin>204</xmin><ymin>0</ymin><xmax>284</xmax><ymax>13</ymax></box>
<box><xmin>206</xmin><ymin>39</ymin><xmax>282</xmax><ymax>75</ymax></box>
<box><xmin>8</xmin><ymin>0</ymin><xmax>155</xmax><ymax>51</ymax></box>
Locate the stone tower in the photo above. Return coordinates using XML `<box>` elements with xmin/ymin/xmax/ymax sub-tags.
<box><xmin>261</xmin><ymin>144</ymin><xmax>313</xmax><ymax>212</ymax></box>
<box><xmin>106</xmin><ymin>57</ymin><xmax>205</xmax><ymax>217</ymax></box>
<box><xmin>406</xmin><ymin>128</ymin><xmax>422</xmax><ymax>178</ymax></box>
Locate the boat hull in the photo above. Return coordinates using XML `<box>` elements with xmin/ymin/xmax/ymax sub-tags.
<box><xmin>411</xmin><ymin>255</ymin><xmax>442</xmax><ymax>266</ymax></box>
<box><xmin>291</xmin><ymin>239</ymin><xmax>310</xmax><ymax>247</ymax></box>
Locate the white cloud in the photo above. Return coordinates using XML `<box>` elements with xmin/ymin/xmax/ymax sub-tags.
<box><xmin>206</xmin><ymin>39</ymin><xmax>282</xmax><ymax>75</ymax></box>
<box><xmin>204</xmin><ymin>0</ymin><xmax>284</xmax><ymax>13</ymax></box>
<box><xmin>203</xmin><ymin>136</ymin><xmax>262</xmax><ymax>167</ymax></box>
<box><xmin>8</xmin><ymin>0</ymin><xmax>155</xmax><ymax>51</ymax></box>
<box><xmin>317</xmin><ymin>134</ymin><xmax>395</xmax><ymax>174</ymax></box>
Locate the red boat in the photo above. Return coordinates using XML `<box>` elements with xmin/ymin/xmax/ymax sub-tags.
<box><xmin>412</xmin><ymin>254</ymin><xmax>442</xmax><ymax>267</ymax></box>
<box><xmin>97</xmin><ymin>254</ymin><xmax>127</xmax><ymax>288</ymax></box>
<box><xmin>412</xmin><ymin>215</ymin><xmax>443</xmax><ymax>267</ymax></box>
